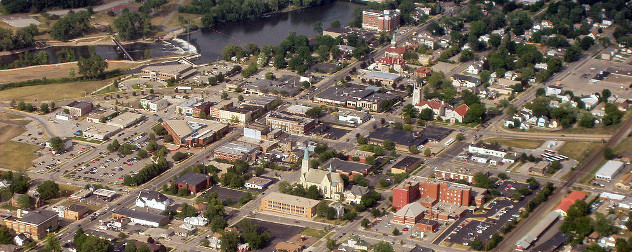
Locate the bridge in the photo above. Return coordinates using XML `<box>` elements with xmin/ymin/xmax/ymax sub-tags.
<box><xmin>111</xmin><ymin>37</ymin><xmax>135</xmax><ymax>61</ymax></box>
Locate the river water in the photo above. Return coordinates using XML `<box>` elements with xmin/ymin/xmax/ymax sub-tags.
<box><xmin>0</xmin><ymin>1</ymin><xmax>362</xmax><ymax>65</ymax></box>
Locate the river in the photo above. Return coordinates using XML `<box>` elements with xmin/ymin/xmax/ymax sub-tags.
<box><xmin>0</xmin><ymin>1</ymin><xmax>363</xmax><ymax>65</ymax></box>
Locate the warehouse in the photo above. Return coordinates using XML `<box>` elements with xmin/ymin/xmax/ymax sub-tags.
<box><xmin>112</xmin><ymin>208</ymin><xmax>169</xmax><ymax>227</ymax></box>
<box><xmin>595</xmin><ymin>160</ymin><xmax>625</xmax><ymax>181</ymax></box>
<box><xmin>515</xmin><ymin>211</ymin><xmax>561</xmax><ymax>251</ymax></box>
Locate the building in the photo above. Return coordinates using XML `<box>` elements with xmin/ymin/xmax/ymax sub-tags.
<box><xmin>554</xmin><ymin>191</ymin><xmax>587</xmax><ymax>216</ymax></box>
<box><xmin>417</xmin><ymin>219</ymin><xmax>439</xmax><ymax>233</ymax></box>
<box><xmin>141</xmin><ymin>64</ymin><xmax>193</xmax><ymax>81</ymax></box>
<box><xmin>64</xmin><ymin>205</ymin><xmax>89</xmax><ymax>220</ymax></box>
<box><xmin>320</xmin><ymin>158</ymin><xmax>372</xmax><ymax>176</ymax></box>
<box><xmin>344</xmin><ymin>185</ymin><xmax>369</xmax><ymax>204</ymax></box>
<box><xmin>86</xmin><ymin>109</ymin><xmax>117</xmax><ymax>123</ymax></box>
<box><xmin>346</xmin><ymin>149</ymin><xmax>374</xmax><ymax>164</ymax></box>
<box><xmin>174</xmin><ymin>172</ymin><xmax>211</xmax><ymax>194</ymax></box>
<box><xmin>260</xmin><ymin>192</ymin><xmax>319</xmax><ymax>218</ymax></box>
<box><xmin>515</xmin><ymin>211</ymin><xmax>561</xmax><ymax>251</ymax></box>
<box><xmin>451</xmin><ymin>74</ymin><xmax>482</xmax><ymax>91</ymax></box>
<box><xmin>266</xmin><ymin>112</ymin><xmax>316</xmax><ymax>135</ymax></box>
<box><xmin>176</xmin><ymin>97</ymin><xmax>213</xmax><ymax>117</ymax></box>
<box><xmin>243</xmin><ymin>75</ymin><xmax>302</xmax><ymax>97</ymax></box>
<box><xmin>415</xmin><ymin>100</ymin><xmax>444</xmax><ymax>117</ymax></box>
<box><xmin>344</xmin><ymin>236</ymin><xmax>371</xmax><ymax>251</ymax></box>
<box><xmin>285</xmin><ymin>105</ymin><xmax>311</xmax><ymax>116</ymax></box>
<box><xmin>367</xmin><ymin>127</ymin><xmax>427</xmax><ymax>150</ymax></box>
<box><xmin>106</xmin><ymin>112</ymin><xmax>144</xmax><ymax>129</ymax></box>
<box><xmin>391</xmin><ymin>156</ymin><xmax>423</xmax><ymax>174</ymax></box>
<box><xmin>45</xmin><ymin>138</ymin><xmax>73</xmax><ymax>154</ymax></box>
<box><xmin>63</xmin><ymin>101</ymin><xmax>93</xmax><ymax>117</ymax></box>
<box><xmin>338</xmin><ymin>110</ymin><xmax>371</xmax><ymax>125</ymax></box>
<box><xmin>314</xmin><ymin>84</ymin><xmax>401</xmax><ymax>112</ymax></box>
<box><xmin>244</xmin><ymin>95</ymin><xmax>281</xmax><ymax>111</ymax></box>
<box><xmin>184</xmin><ymin>216</ymin><xmax>208</xmax><ymax>226</ymax></box>
<box><xmin>300</xmin><ymin>149</ymin><xmax>344</xmax><ymax>199</ymax></box>
<box><xmin>213</xmin><ymin>142</ymin><xmax>259</xmax><ymax>162</ymax></box>
<box><xmin>209</xmin><ymin>101</ymin><xmax>260</xmax><ymax>125</ymax></box>
<box><xmin>0</xmin><ymin>210</ymin><xmax>59</xmax><ymax>240</ymax></box>
<box><xmin>136</xmin><ymin>190</ymin><xmax>172</xmax><ymax>211</ymax></box>
<box><xmin>112</xmin><ymin>208</ymin><xmax>169</xmax><ymax>227</ymax></box>
<box><xmin>616</xmin><ymin>173</ymin><xmax>632</xmax><ymax>190</ymax></box>
<box><xmin>243</xmin><ymin>124</ymin><xmax>269</xmax><ymax>140</ymax></box>
<box><xmin>245</xmin><ymin>177</ymin><xmax>273</xmax><ymax>190</ymax></box>
<box><xmin>323</xmin><ymin>27</ymin><xmax>348</xmax><ymax>38</ymax></box>
<box><xmin>414</xmin><ymin>67</ymin><xmax>433</xmax><ymax>79</ymax></box>
<box><xmin>361</xmin><ymin>71</ymin><xmax>401</xmax><ymax>85</ymax></box>
<box><xmin>392</xmin><ymin>202</ymin><xmax>426</xmax><ymax>225</ymax></box>
<box><xmin>83</xmin><ymin>123</ymin><xmax>122</xmax><ymax>140</ymax></box>
<box><xmin>162</xmin><ymin>118</ymin><xmax>229</xmax><ymax>146</ymax></box>
<box><xmin>392</xmin><ymin>178</ymin><xmax>475</xmax><ymax>210</ymax></box>
<box><xmin>140</xmin><ymin>95</ymin><xmax>169</xmax><ymax>112</ymax></box>
<box><xmin>528</xmin><ymin>161</ymin><xmax>549</xmax><ymax>176</ymax></box>
<box><xmin>468</xmin><ymin>142</ymin><xmax>508</xmax><ymax>158</ymax></box>
<box><xmin>595</xmin><ymin>160</ymin><xmax>624</xmax><ymax>181</ymax></box>
<box><xmin>362</xmin><ymin>9</ymin><xmax>401</xmax><ymax>32</ymax></box>
<box><xmin>433</xmin><ymin>166</ymin><xmax>487</xmax><ymax>183</ymax></box>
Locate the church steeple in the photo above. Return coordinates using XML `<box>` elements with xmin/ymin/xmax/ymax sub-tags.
<box><xmin>328</xmin><ymin>164</ymin><xmax>333</xmax><ymax>173</ymax></box>
<box><xmin>301</xmin><ymin>148</ymin><xmax>310</xmax><ymax>179</ymax></box>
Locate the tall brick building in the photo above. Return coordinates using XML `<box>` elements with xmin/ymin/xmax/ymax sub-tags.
<box><xmin>362</xmin><ymin>9</ymin><xmax>401</xmax><ymax>32</ymax></box>
<box><xmin>392</xmin><ymin>177</ymin><xmax>475</xmax><ymax>210</ymax></box>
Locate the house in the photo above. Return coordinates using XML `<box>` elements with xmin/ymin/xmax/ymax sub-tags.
<box><xmin>504</xmin><ymin>71</ymin><xmax>517</xmax><ymax>80</ymax></box>
<box><xmin>377</xmin><ymin>57</ymin><xmax>405</xmax><ymax>73</ymax></box>
<box><xmin>415</xmin><ymin>100</ymin><xmax>444</xmax><ymax>117</ymax></box>
<box><xmin>344</xmin><ymin>185</ymin><xmax>369</xmax><ymax>204</ymax></box>
<box><xmin>419</xmin><ymin>55</ymin><xmax>433</xmax><ymax>66</ymax></box>
<box><xmin>467</xmin><ymin>61</ymin><xmax>483</xmax><ymax>75</ymax></box>
<box><xmin>175</xmin><ymin>172</ymin><xmax>211</xmax><ymax>194</ymax></box>
<box><xmin>329</xmin><ymin>202</ymin><xmax>345</xmax><ymax>219</ymax></box>
<box><xmin>541</xmin><ymin>20</ymin><xmax>554</xmax><ymax>29</ymax></box>
<box><xmin>599</xmin><ymin>235</ymin><xmax>618</xmax><ymax>248</ymax></box>
<box><xmin>136</xmin><ymin>191</ymin><xmax>172</xmax><ymax>211</ymax></box>
<box><xmin>451</xmin><ymin>74</ymin><xmax>482</xmax><ymax>90</ymax></box>
<box><xmin>535</xmin><ymin>63</ymin><xmax>548</xmax><ymax>70</ymax></box>
<box><xmin>209</xmin><ymin>232</ymin><xmax>223</xmax><ymax>249</ymax></box>
<box><xmin>587</xmin><ymin>232</ymin><xmax>600</xmax><ymax>243</ymax></box>
<box><xmin>244</xmin><ymin>177</ymin><xmax>273</xmax><ymax>190</ymax></box>
<box><xmin>537</xmin><ymin>116</ymin><xmax>549</xmax><ymax>127</ymax></box>
<box><xmin>442</xmin><ymin>104</ymin><xmax>469</xmax><ymax>123</ymax></box>
<box><xmin>549</xmin><ymin>119</ymin><xmax>559</xmax><ymax>128</ymax></box>
<box><xmin>545</xmin><ymin>86</ymin><xmax>563</xmax><ymax>96</ymax></box>
<box><xmin>414</xmin><ymin>67</ymin><xmax>433</xmax><ymax>79</ymax></box>
<box><xmin>184</xmin><ymin>216</ymin><xmax>208</xmax><ymax>226</ymax></box>
<box><xmin>13</xmin><ymin>234</ymin><xmax>28</xmax><ymax>246</ymax></box>
<box><xmin>344</xmin><ymin>236</ymin><xmax>370</xmax><ymax>251</ymax></box>
<box><xmin>581</xmin><ymin>94</ymin><xmax>600</xmax><ymax>110</ymax></box>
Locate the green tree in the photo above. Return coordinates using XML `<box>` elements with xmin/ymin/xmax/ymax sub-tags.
<box><xmin>40</xmin><ymin>103</ymin><xmax>50</xmax><ymax>113</ymax></box>
<box><xmin>361</xmin><ymin>218</ymin><xmax>370</xmax><ymax>228</ymax></box>
<box><xmin>313</xmin><ymin>21</ymin><xmax>323</xmax><ymax>35</ymax></box>
<box><xmin>498</xmin><ymin>173</ymin><xmax>508</xmax><ymax>180</ymax></box>
<box><xmin>45</xmin><ymin>233</ymin><xmax>61</xmax><ymax>252</ymax></box>
<box><xmin>373</xmin><ymin>241</ymin><xmax>394</xmax><ymax>252</ymax></box>
<box><xmin>424</xmin><ymin>148</ymin><xmax>431</xmax><ymax>157</ymax></box>
<box><xmin>78</xmin><ymin>49</ymin><xmax>108</xmax><ymax>79</ymax></box>
<box><xmin>0</xmin><ymin>226</ymin><xmax>12</xmax><ymax>244</ymax></box>
<box><xmin>48</xmin><ymin>137</ymin><xmax>66</xmax><ymax>153</ymax></box>
<box><xmin>137</xmin><ymin>149</ymin><xmax>148</xmax><ymax>158</ymax></box>
<box><xmin>392</xmin><ymin>228</ymin><xmax>400</xmax><ymax>235</ymax></box>
<box><xmin>17</xmin><ymin>194</ymin><xmax>31</xmax><ymax>209</ymax></box>
<box><xmin>604</xmin><ymin>147</ymin><xmax>616</xmax><ymax>160</ymax></box>
<box><xmin>37</xmin><ymin>180</ymin><xmax>59</xmax><ymax>200</ymax></box>
<box><xmin>326</xmin><ymin>238</ymin><xmax>337</xmax><ymax>250</ymax></box>
<box><xmin>330</xmin><ymin>20</ymin><xmax>341</xmax><ymax>28</ymax></box>
<box><xmin>114</xmin><ymin>8</ymin><xmax>151</xmax><ymax>40</ymax></box>
<box><xmin>409</xmin><ymin>145</ymin><xmax>419</xmax><ymax>154</ymax></box>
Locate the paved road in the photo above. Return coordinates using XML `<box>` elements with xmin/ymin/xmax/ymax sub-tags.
<box><xmin>25</xmin><ymin>0</ymin><xmax>134</xmax><ymax>17</ymax></box>
<box><xmin>0</xmin><ymin>107</ymin><xmax>57</xmax><ymax>137</ymax></box>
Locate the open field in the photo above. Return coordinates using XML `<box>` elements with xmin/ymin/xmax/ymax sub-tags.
<box><xmin>0</xmin><ymin>61</ymin><xmax>141</xmax><ymax>84</ymax></box>
<box><xmin>558</xmin><ymin>141</ymin><xmax>602</xmax><ymax>165</ymax></box>
<box><xmin>614</xmin><ymin>137</ymin><xmax>632</xmax><ymax>153</ymax></box>
<box><xmin>0</xmin><ymin>140</ymin><xmax>39</xmax><ymax>171</ymax></box>
<box><xmin>0</xmin><ymin>79</ymin><xmax>113</xmax><ymax>102</ymax></box>
<box><xmin>300</xmin><ymin>227</ymin><xmax>327</xmax><ymax>238</ymax></box>
<box><xmin>483</xmin><ymin>138</ymin><xmax>544</xmax><ymax>149</ymax></box>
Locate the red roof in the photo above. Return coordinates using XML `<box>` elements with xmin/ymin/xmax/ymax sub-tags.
<box><xmin>415</xmin><ymin>67</ymin><xmax>432</xmax><ymax>74</ymax></box>
<box><xmin>454</xmin><ymin>104</ymin><xmax>469</xmax><ymax>116</ymax></box>
<box><xmin>379</xmin><ymin>57</ymin><xmax>405</xmax><ymax>65</ymax></box>
<box><xmin>418</xmin><ymin>100</ymin><xmax>443</xmax><ymax>109</ymax></box>
<box><xmin>386</xmin><ymin>47</ymin><xmax>406</xmax><ymax>55</ymax></box>
<box><xmin>555</xmin><ymin>191</ymin><xmax>586</xmax><ymax>213</ymax></box>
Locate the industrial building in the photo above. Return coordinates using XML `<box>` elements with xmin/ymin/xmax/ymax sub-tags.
<box><xmin>63</xmin><ymin>101</ymin><xmax>93</xmax><ymax>117</ymax></box>
<box><xmin>595</xmin><ymin>160</ymin><xmax>625</xmax><ymax>181</ymax></box>
<box><xmin>213</xmin><ymin>142</ymin><xmax>259</xmax><ymax>162</ymax></box>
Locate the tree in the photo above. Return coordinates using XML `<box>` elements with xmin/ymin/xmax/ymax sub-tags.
<box><xmin>45</xmin><ymin>233</ymin><xmax>61</xmax><ymax>252</ymax></box>
<box><xmin>330</xmin><ymin>20</ymin><xmax>341</xmax><ymax>28</ymax></box>
<box><xmin>361</xmin><ymin>218</ymin><xmax>370</xmax><ymax>228</ymax></box>
<box><xmin>379</xmin><ymin>178</ymin><xmax>389</xmax><ymax>187</ymax></box>
<box><xmin>456</xmin><ymin>133</ymin><xmax>464</xmax><ymax>141</ymax></box>
<box><xmin>602</xmin><ymin>89</ymin><xmax>612</xmax><ymax>101</ymax></box>
<box><xmin>221</xmin><ymin>91</ymin><xmax>228</xmax><ymax>100</ymax></box>
<box><xmin>471</xmin><ymin>239</ymin><xmax>484</xmax><ymax>250</ymax></box>
<box><xmin>114</xmin><ymin>8</ymin><xmax>151</xmax><ymax>40</ymax></box>
<box><xmin>50</xmin><ymin>11</ymin><xmax>92</xmax><ymax>41</ymax></box>
<box><xmin>464</xmin><ymin>103</ymin><xmax>486</xmax><ymax>124</ymax></box>
<box><xmin>17</xmin><ymin>194</ymin><xmax>31</xmax><ymax>209</ymax></box>
<box><xmin>326</xmin><ymin>238</ymin><xmax>337</xmax><ymax>250</ymax></box>
<box><xmin>0</xmin><ymin>226</ymin><xmax>12</xmax><ymax>244</ymax></box>
<box><xmin>424</xmin><ymin>148</ymin><xmax>431</xmax><ymax>157</ymax></box>
<box><xmin>392</xmin><ymin>228</ymin><xmax>400</xmax><ymax>235</ymax></box>
<box><xmin>78</xmin><ymin>49</ymin><xmax>108</xmax><ymax>79</ymax></box>
<box><xmin>125</xmin><ymin>242</ymin><xmax>137</xmax><ymax>252</ymax></box>
<box><xmin>563</xmin><ymin>45</ymin><xmax>582</xmax><ymax>62</ymax></box>
<box><xmin>40</xmin><ymin>103</ymin><xmax>50</xmax><ymax>113</ymax></box>
<box><xmin>107</xmin><ymin>139</ymin><xmax>120</xmax><ymax>152</ymax></box>
<box><xmin>138</xmin><ymin>149</ymin><xmax>148</xmax><ymax>158</ymax></box>
<box><xmin>37</xmin><ymin>180</ymin><xmax>59</xmax><ymax>200</ymax></box>
<box><xmin>604</xmin><ymin>147</ymin><xmax>616</xmax><ymax>160</ymax></box>
<box><xmin>498</xmin><ymin>173</ymin><xmax>508</xmax><ymax>180</ymax></box>
<box><xmin>409</xmin><ymin>145</ymin><xmax>419</xmax><ymax>154</ymax></box>
<box><xmin>313</xmin><ymin>21</ymin><xmax>323</xmax><ymax>35</ymax></box>
<box><xmin>49</xmin><ymin>137</ymin><xmax>66</xmax><ymax>153</ymax></box>
<box><xmin>373</xmin><ymin>241</ymin><xmax>394</xmax><ymax>252</ymax></box>
<box><xmin>419</xmin><ymin>108</ymin><xmax>433</xmax><ymax>120</ymax></box>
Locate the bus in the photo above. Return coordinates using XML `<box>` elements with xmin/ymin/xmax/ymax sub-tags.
<box><xmin>445</xmin><ymin>138</ymin><xmax>455</xmax><ymax>146</ymax></box>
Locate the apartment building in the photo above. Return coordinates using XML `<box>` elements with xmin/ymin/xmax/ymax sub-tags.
<box><xmin>362</xmin><ymin>9</ymin><xmax>401</xmax><ymax>31</ymax></box>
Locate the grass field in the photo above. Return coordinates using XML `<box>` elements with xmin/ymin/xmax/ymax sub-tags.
<box><xmin>483</xmin><ymin>138</ymin><xmax>544</xmax><ymax>149</ymax></box>
<box><xmin>300</xmin><ymin>228</ymin><xmax>327</xmax><ymax>238</ymax></box>
<box><xmin>558</xmin><ymin>141</ymin><xmax>602</xmax><ymax>164</ymax></box>
<box><xmin>0</xmin><ymin>79</ymin><xmax>112</xmax><ymax>102</ymax></box>
<box><xmin>0</xmin><ymin>141</ymin><xmax>39</xmax><ymax>171</ymax></box>
<box><xmin>615</xmin><ymin>137</ymin><xmax>632</xmax><ymax>153</ymax></box>
<box><xmin>0</xmin><ymin>61</ymin><xmax>141</xmax><ymax>84</ymax></box>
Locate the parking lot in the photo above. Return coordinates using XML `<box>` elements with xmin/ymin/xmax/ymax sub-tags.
<box><xmin>204</xmin><ymin>186</ymin><xmax>248</xmax><ymax>205</ymax></box>
<box><xmin>239</xmin><ymin>218</ymin><xmax>304</xmax><ymax>252</ymax></box>
<box><xmin>31</xmin><ymin>143</ymin><xmax>93</xmax><ymax>174</ymax></box>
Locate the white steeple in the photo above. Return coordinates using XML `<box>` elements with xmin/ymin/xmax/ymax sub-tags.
<box><xmin>301</xmin><ymin>148</ymin><xmax>310</xmax><ymax>179</ymax></box>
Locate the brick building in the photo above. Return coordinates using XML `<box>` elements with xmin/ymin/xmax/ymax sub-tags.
<box><xmin>162</xmin><ymin>118</ymin><xmax>229</xmax><ymax>147</ymax></box>
<box><xmin>265</xmin><ymin>112</ymin><xmax>316</xmax><ymax>135</ymax></box>
<box><xmin>63</xmin><ymin>101</ymin><xmax>93</xmax><ymax>117</ymax></box>
<box><xmin>392</xmin><ymin>178</ymin><xmax>475</xmax><ymax>210</ymax></box>
<box><xmin>0</xmin><ymin>210</ymin><xmax>59</xmax><ymax>240</ymax></box>
<box><xmin>64</xmin><ymin>204</ymin><xmax>89</xmax><ymax>220</ymax></box>
<box><xmin>260</xmin><ymin>192</ymin><xmax>319</xmax><ymax>218</ymax></box>
<box><xmin>362</xmin><ymin>9</ymin><xmax>401</xmax><ymax>32</ymax></box>
<box><xmin>174</xmin><ymin>172</ymin><xmax>211</xmax><ymax>194</ymax></box>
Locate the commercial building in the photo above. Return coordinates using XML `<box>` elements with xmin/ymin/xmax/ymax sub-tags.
<box><xmin>314</xmin><ymin>84</ymin><xmax>401</xmax><ymax>112</ymax></box>
<box><xmin>367</xmin><ymin>127</ymin><xmax>427</xmax><ymax>150</ymax></box>
<box><xmin>140</xmin><ymin>95</ymin><xmax>169</xmax><ymax>112</ymax></box>
<box><xmin>0</xmin><ymin>210</ymin><xmax>59</xmax><ymax>240</ymax></box>
<box><xmin>260</xmin><ymin>192</ymin><xmax>319</xmax><ymax>218</ymax></box>
<box><xmin>243</xmin><ymin>124</ymin><xmax>269</xmax><ymax>140</ymax></box>
<box><xmin>392</xmin><ymin>202</ymin><xmax>425</xmax><ymax>225</ymax></box>
<box><xmin>393</xmin><ymin>177</ymin><xmax>476</xmax><ymax>210</ymax></box>
<box><xmin>243</xmin><ymin>95</ymin><xmax>281</xmax><ymax>111</ymax></box>
<box><xmin>245</xmin><ymin>177</ymin><xmax>273</xmax><ymax>190</ymax></box>
<box><xmin>162</xmin><ymin>118</ymin><xmax>229</xmax><ymax>146</ymax></box>
<box><xmin>266</xmin><ymin>112</ymin><xmax>316</xmax><ymax>135</ymax></box>
<box><xmin>136</xmin><ymin>190</ymin><xmax>172</xmax><ymax>211</ymax></box>
<box><xmin>174</xmin><ymin>172</ymin><xmax>211</xmax><ymax>194</ymax></box>
<box><xmin>391</xmin><ymin>156</ymin><xmax>423</xmax><ymax>174</ymax></box>
<box><xmin>416</xmin><ymin>219</ymin><xmax>439</xmax><ymax>233</ymax></box>
<box><xmin>83</xmin><ymin>123</ymin><xmax>122</xmax><ymax>140</ymax></box>
<box><xmin>346</xmin><ymin>149</ymin><xmax>374</xmax><ymax>164</ymax></box>
<box><xmin>112</xmin><ymin>208</ymin><xmax>169</xmax><ymax>227</ymax></box>
<box><xmin>468</xmin><ymin>142</ymin><xmax>508</xmax><ymax>158</ymax></box>
<box><xmin>243</xmin><ymin>75</ymin><xmax>302</xmax><ymax>97</ymax></box>
<box><xmin>595</xmin><ymin>160</ymin><xmax>625</xmax><ymax>181</ymax></box>
<box><xmin>176</xmin><ymin>97</ymin><xmax>214</xmax><ymax>117</ymax></box>
<box><xmin>63</xmin><ymin>101</ymin><xmax>93</xmax><ymax>117</ymax></box>
<box><xmin>320</xmin><ymin>158</ymin><xmax>372</xmax><ymax>176</ymax></box>
<box><xmin>554</xmin><ymin>191</ymin><xmax>586</xmax><ymax>217</ymax></box>
<box><xmin>362</xmin><ymin>9</ymin><xmax>401</xmax><ymax>32</ymax></box>
<box><xmin>213</xmin><ymin>142</ymin><xmax>259</xmax><ymax>162</ymax></box>
<box><xmin>86</xmin><ymin>109</ymin><xmax>117</xmax><ymax>123</ymax></box>
<box><xmin>64</xmin><ymin>204</ymin><xmax>89</xmax><ymax>220</ymax></box>
<box><xmin>106</xmin><ymin>112</ymin><xmax>144</xmax><ymax>129</ymax></box>
<box><xmin>338</xmin><ymin>110</ymin><xmax>371</xmax><ymax>125</ymax></box>
<box><xmin>528</xmin><ymin>161</ymin><xmax>549</xmax><ymax>176</ymax></box>
<box><xmin>515</xmin><ymin>211</ymin><xmax>561</xmax><ymax>251</ymax></box>
<box><xmin>141</xmin><ymin>64</ymin><xmax>193</xmax><ymax>81</ymax></box>
<box><xmin>209</xmin><ymin>101</ymin><xmax>261</xmax><ymax>125</ymax></box>
<box><xmin>433</xmin><ymin>166</ymin><xmax>487</xmax><ymax>183</ymax></box>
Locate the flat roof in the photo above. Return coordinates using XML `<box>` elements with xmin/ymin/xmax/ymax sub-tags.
<box><xmin>174</xmin><ymin>172</ymin><xmax>209</xmax><ymax>186</ymax></box>
<box><xmin>320</xmin><ymin>158</ymin><xmax>371</xmax><ymax>174</ymax></box>
<box><xmin>246</xmin><ymin>177</ymin><xmax>273</xmax><ymax>186</ymax></box>
<box><xmin>84</xmin><ymin>123</ymin><xmax>121</xmax><ymax>135</ymax></box>
<box><xmin>142</xmin><ymin>64</ymin><xmax>192</xmax><ymax>75</ymax></box>
<box><xmin>596</xmin><ymin>160</ymin><xmax>624</xmax><ymax>178</ymax></box>
<box><xmin>215</xmin><ymin>142</ymin><xmax>258</xmax><ymax>156</ymax></box>
<box><xmin>65</xmin><ymin>101</ymin><xmax>92</xmax><ymax>110</ymax></box>
<box><xmin>19</xmin><ymin>210</ymin><xmax>58</xmax><ymax>225</ymax></box>
<box><xmin>267</xmin><ymin>112</ymin><xmax>315</xmax><ymax>126</ymax></box>
<box><xmin>93</xmin><ymin>189</ymin><xmax>117</xmax><ymax>198</ymax></box>
<box><xmin>368</xmin><ymin>127</ymin><xmax>427</xmax><ymax>147</ymax></box>
<box><xmin>392</xmin><ymin>156</ymin><xmax>423</xmax><ymax>169</ymax></box>
<box><xmin>164</xmin><ymin>118</ymin><xmax>227</xmax><ymax>140</ymax></box>
<box><xmin>365</xmin><ymin>71</ymin><xmax>400</xmax><ymax>80</ymax></box>
<box><xmin>262</xmin><ymin>192</ymin><xmax>319</xmax><ymax>207</ymax></box>
<box><xmin>106</xmin><ymin>112</ymin><xmax>143</xmax><ymax>128</ymax></box>
<box><xmin>113</xmin><ymin>208</ymin><xmax>168</xmax><ymax>224</ymax></box>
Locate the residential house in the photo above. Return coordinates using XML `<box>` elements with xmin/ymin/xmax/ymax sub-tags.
<box><xmin>344</xmin><ymin>236</ymin><xmax>370</xmax><ymax>251</ymax></box>
<box><xmin>344</xmin><ymin>185</ymin><xmax>369</xmax><ymax>204</ymax></box>
<box><xmin>466</xmin><ymin>61</ymin><xmax>483</xmax><ymax>75</ymax></box>
<box><xmin>537</xmin><ymin>116</ymin><xmax>549</xmax><ymax>127</ymax></box>
<box><xmin>136</xmin><ymin>191</ymin><xmax>172</xmax><ymax>211</ymax></box>
<box><xmin>545</xmin><ymin>85</ymin><xmax>563</xmax><ymax>96</ymax></box>
<box><xmin>451</xmin><ymin>74</ymin><xmax>482</xmax><ymax>91</ymax></box>
<box><xmin>442</xmin><ymin>104</ymin><xmax>469</xmax><ymax>123</ymax></box>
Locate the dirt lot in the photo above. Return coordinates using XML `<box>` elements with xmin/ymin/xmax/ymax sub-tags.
<box><xmin>0</xmin><ymin>61</ymin><xmax>140</xmax><ymax>84</ymax></box>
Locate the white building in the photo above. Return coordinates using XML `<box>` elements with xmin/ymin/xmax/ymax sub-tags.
<box><xmin>468</xmin><ymin>142</ymin><xmax>507</xmax><ymax>158</ymax></box>
<box><xmin>545</xmin><ymin>85</ymin><xmax>563</xmax><ymax>96</ymax></box>
<box><xmin>184</xmin><ymin>216</ymin><xmax>208</xmax><ymax>226</ymax></box>
<box><xmin>136</xmin><ymin>191</ymin><xmax>172</xmax><ymax>211</ymax></box>
<box><xmin>140</xmin><ymin>95</ymin><xmax>169</xmax><ymax>112</ymax></box>
<box><xmin>244</xmin><ymin>177</ymin><xmax>273</xmax><ymax>190</ymax></box>
<box><xmin>338</xmin><ymin>111</ymin><xmax>371</xmax><ymax>125</ymax></box>
<box><xmin>595</xmin><ymin>161</ymin><xmax>625</xmax><ymax>181</ymax></box>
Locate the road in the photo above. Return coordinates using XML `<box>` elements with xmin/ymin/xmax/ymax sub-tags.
<box><xmin>0</xmin><ymin>107</ymin><xmax>57</xmax><ymax>137</ymax></box>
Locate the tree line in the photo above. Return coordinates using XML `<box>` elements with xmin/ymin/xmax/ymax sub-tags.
<box><xmin>0</xmin><ymin>24</ymin><xmax>38</xmax><ymax>51</ymax></box>
<box><xmin>2</xmin><ymin>0</ymin><xmax>97</xmax><ymax>13</ymax></box>
<box><xmin>50</xmin><ymin>10</ymin><xmax>93</xmax><ymax>41</ymax></box>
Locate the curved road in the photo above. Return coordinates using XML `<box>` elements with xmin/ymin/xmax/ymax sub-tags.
<box><xmin>0</xmin><ymin>107</ymin><xmax>57</xmax><ymax>137</ymax></box>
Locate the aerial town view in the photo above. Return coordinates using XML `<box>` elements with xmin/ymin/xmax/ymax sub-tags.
<box><xmin>1</xmin><ymin>0</ymin><xmax>632</xmax><ymax>251</ymax></box>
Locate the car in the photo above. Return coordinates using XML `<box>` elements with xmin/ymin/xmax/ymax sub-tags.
<box><xmin>402</xmin><ymin>228</ymin><xmax>408</xmax><ymax>231</ymax></box>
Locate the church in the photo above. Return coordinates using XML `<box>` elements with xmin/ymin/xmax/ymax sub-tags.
<box><xmin>300</xmin><ymin>148</ymin><xmax>344</xmax><ymax>200</ymax></box>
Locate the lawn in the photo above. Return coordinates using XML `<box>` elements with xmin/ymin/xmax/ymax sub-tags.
<box><xmin>483</xmin><ymin>138</ymin><xmax>544</xmax><ymax>149</ymax></box>
<box><xmin>0</xmin><ymin>79</ymin><xmax>112</xmax><ymax>102</ymax></box>
<box><xmin>300</xmin><ymin>228</ymin><xmax>327</xmax><ymax>239</ymax></box>
<box><xmin>0</xmin><ymin>141</ymin><xmax>39</xmax><ymax>171</ymax></box>
<box><xmin>68</xmin><ymin>136</ymin><xmax>106</xmax><ymax>144</ymax></box>
<box><xmin>614</xmin><ymin>137</ymin><xmax>632</xmax><ymax>153</ymax></box>
<box><xmin>558</xmin><ymin>141</ymin><xmax>602</xmax><ymax>164</ymax></box>
<box><xmin>46</xmin><ymin>183</ymin><xmax>81</xmax><ymax>205</ymax></box>
<box><xmin>0</xmin><ymin>61</ymin><xmax>141</xmax><ymax>84</ymax></box>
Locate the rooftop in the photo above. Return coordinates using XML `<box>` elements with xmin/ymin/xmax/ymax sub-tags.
<box><xmin>113</xmin><ymin>207</ymin><xmax>168</xmax><ymax>224</ymax></box>
<box><xmin>67</xmin><ymin>204</ymin><xmax>89</xmax><ymax>213</ymax></box>
<box><xmin>140</xmin><ymin>95</ymin><xmax>163</xmax><ymax>102</ymax></box>
<box><xmin>142</xmin><ymin>64</ymin><xmax>192</xmax><ymax>75</ymax></box>
<box><xmin>263</xmin><ymin>192</ymin><xmax>319</xmax><ymax>207</ymax></box>
<box><xmin>174</xmin><ymin>172</ymin><xmax>209</xmax><ymax>186</ymax></box>
<box><xmin>65</xmin><ymin>101</ymin><xmax>92</xmax><ymax>110</ymax></box>
<box><xmin>138</xmin><ymin>190</ymin><xmax>170</xmax><ymax>202</ymax></box>
<box><xmin>392</xmin><ymin>156</ymin><xmax>423</xmax><ymax>170</ymax></box>
<box><xmin>215</xmin><ymin>142</ymin><xmax>258</xmax><ymax>156</ymax></box>
<box><xmin>320</xmin><ymin>158</ymin><xmax>372</xmax><ymax>174</ymax></box>
<box><xmin>164</xmin><ymin>118</ymin><xmax>227</xmax><ymax>140</ymax></box>
<box><xmin>596</xmin><ymin>160</ymin><xmax>624</xmax><ymax>178</ymax></box>
<box><xmin>420</xmin><ymin>125</ymin><xmax>453</xmax><ymax>141</ymax></box>
<box><xmin>267</xmin><ymin>112</ymin><xmax>315</xmax><ymax>126</ymax></box>
<box><xmin>245</xmin><ymin>177</ymin><xmax>273</xmax><ymax>186</ymax></box>
<box><xmin>365</xmin><ymin>71</ymin><xmax>400</xmax><ymax>80</ymax></box>
<box><xmin>19</xmin><ymin>210</ymin><xmax>57</xmax><ymax>225</ymax></box>
<box><xmin>368</xmin><ymin>127</ymin><xmax>427</xmax><ymax>147</ymax></box>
